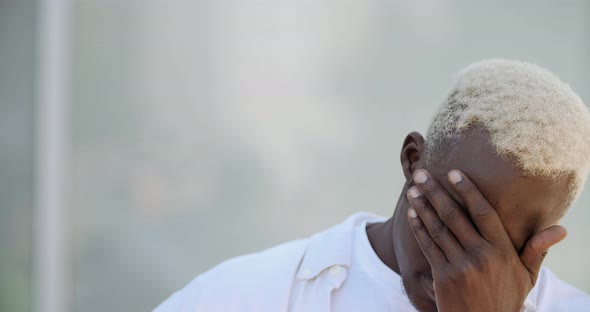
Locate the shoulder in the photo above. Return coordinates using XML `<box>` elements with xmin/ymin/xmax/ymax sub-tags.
<box><xmin>200</xmin><ymin>237</ymin><xmax>310</xmax><ymax>284</ymax></box>
<box><xmin>527</xmin><ymin>266</ymin><xmax>590</xmax><ymax>311</ymax></box>
<box><xmin>154</xmin><ymin>238</ymin><xmax>309</xmax><ymax>312</ymax></box>
<box><xmin>153</xmin><ymin>212</ymin><xmax>386</xmax><ymax>312</ymax></box>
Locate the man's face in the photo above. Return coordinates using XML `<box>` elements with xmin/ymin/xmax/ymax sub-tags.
<box><xmin>394</xmin><ymin>131</ymin><xmax>571</xmax><ymax>311</ymax></box>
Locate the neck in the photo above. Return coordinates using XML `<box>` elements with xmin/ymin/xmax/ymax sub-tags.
<box><xmin>366</xmin><ymin>183</ymin><xmax>411</xmax><ymax>275</ymax></box>
<box><xmin>366</xmin><ymin>218</ymin><xmax>399</xmax><ymax>274</ymax></box>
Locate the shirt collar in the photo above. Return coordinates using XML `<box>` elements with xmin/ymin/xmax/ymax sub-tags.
<box><xmin>294</xmin><ymin>211</ymin><xmax>540</xmax><ymax>310</ymax></box>
<box><xmin>296</xmin><ymin>212</ymin><xmax>385</xmax><ymax>280</ymax></box>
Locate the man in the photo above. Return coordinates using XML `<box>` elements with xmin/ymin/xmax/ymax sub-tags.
<box><xmin>155</xmin><ymin>60</ymin><xmax>590</xmax><ymax>311</ymax></box>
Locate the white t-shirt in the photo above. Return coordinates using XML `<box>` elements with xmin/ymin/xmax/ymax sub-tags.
<box><xmin>330</xmin><ymin>220</ymin><xmax>416</xmax><ymax>311</ymax></box>
<box><xmin>155</xmin><ymin>212</ymin><xmax>590</xmax><ymax>312</ymax></box>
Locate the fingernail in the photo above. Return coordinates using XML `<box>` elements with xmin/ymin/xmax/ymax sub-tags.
<box><xmin>408</xmin><ymin>207</ymin><xmax>418</xmax><ymax>218</ymax></box>
<box><xmin>414</xmin><ymin>171</ymin><xmax>428</xmax><ymax>184</ymax></box>
<box><xmin>448</xmin><ymin>170</ymin><xmax>462</xmax><ymax>184</ymax></box>
<box><xmin>409</xmin><ymin>187</ymin><xmax>421</xmax><ymax>198</ymax></box>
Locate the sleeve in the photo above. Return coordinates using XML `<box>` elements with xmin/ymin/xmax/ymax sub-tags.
<box><xmin>152</xmin><ymin>238</ymin><xmax>309</xmax><ymax>312</ymax></box>
<box><xmin>153</xmin><ymin>276</ymin><xmax>204</xmax><ymax>312</ymax></box>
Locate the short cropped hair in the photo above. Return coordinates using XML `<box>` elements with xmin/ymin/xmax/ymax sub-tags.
<box><xmin>425</xmin><ymin>59</ymin><xmax>590</xmax><ymax>208</ymax></box>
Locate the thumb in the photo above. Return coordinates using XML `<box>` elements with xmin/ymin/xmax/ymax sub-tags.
<box><xmin>520</xmin><ymin>225</ymin><xmax>567</xmax><ymax>285</ymax></box>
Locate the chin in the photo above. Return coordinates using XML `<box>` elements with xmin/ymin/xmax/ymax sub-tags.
<box><xmin>401</xmin><ymin>272</ymin><xmax>437</xmax><ymax>312</ymax></box>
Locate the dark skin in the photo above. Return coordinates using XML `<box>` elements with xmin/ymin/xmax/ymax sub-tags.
<box><xmin>367</xmin><ymin>130</ymin><xmax>570</xmax><ymax>311</ymax></box>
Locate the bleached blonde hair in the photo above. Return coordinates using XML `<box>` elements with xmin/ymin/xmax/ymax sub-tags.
<box><xmin>425</xmin><ymin>59</ymin><xmax>590</xmax><ymax>208</ymax></box>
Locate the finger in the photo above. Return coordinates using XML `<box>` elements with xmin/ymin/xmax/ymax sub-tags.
<box><xmin>407</xmin><ymin>207</ymin><xmax>447</xmax><ymax>267</ymax></box>
<box><xmin>447</xmin><ymin>170</ymin><xmax>512</xmax><ymax>247</ymax></box>
<box><xmin>413</xmin><ymin>170</ymin><xmax>483</xmax><ymax>248</ymax></box>
<box><xmin>407</xmin><ymin>187</ymin><xmax>464</xmax><ymax>262</ymax></box>
<box><xmin>520</xmin><ymin>225</ymin><xmax>567</xmax><ymax>285</ymax></box>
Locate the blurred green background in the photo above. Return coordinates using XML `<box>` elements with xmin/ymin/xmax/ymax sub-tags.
<box><xmin>1</xmin><ymin>1</ymin><xmax>589</xmax><ymax>311</ymax></box>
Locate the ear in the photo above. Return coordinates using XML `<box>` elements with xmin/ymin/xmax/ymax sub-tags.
<box><xmin>400</xmin><ymin>131</ymin><xmax>426</xmax><ymax>180</ymax></box>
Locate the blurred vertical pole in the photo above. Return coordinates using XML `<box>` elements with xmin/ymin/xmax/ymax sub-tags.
<box><xmin>35</xmin><ymin>0</ymin><xmax>71</xmax><ymax>312</ymax></box>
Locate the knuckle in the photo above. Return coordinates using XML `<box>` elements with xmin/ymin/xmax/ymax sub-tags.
<box><xmin>439</xmin><ymin>205</ymin><xmax>460</xmax><ymax>223</ymax></box>
<box><xmin>457</xmin><ymin>261</ymin><xmax>478</xmax><ymax>279</ymax></box>
<box><xmin>429</xmin><ymin>220</ymin><xmax>448</xmax><ymax>240</ymax></box>
<box><xmin>421</xmin><ymin>237</ymin><xmax>437</xmax><ymax>252</ymax></box>
<box><xmin>472</xmin><ymin>255</ymin><xmax>491</xmax><ymax>271</ymax></box>
<box><xmin>437</xmin><ymin>269</ymin><xmax>452</xmax><ymax>284</ymax></box>
<box><xmin>495</xmin><ymin>246</ymin><xmax>512</xmax><ymax>261</ymax></box>
<box><xmin>446</xmin><ymin>264</ymin><xmax>472</xmax><ymax>285</ymax></box>
<box><xmin>410</xmin><ymin>221</ymin><xmax>426</xmax><ymax>234</ymax></box>
<box><xmin>468</xmin><ymin>246</ymin><xmax>495</xmax><ymax>271</ymax></box>
<box><xmin>472</xmin><ymin>202</ymin><xmax>493</xmax><ymax>219</ymax></box>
